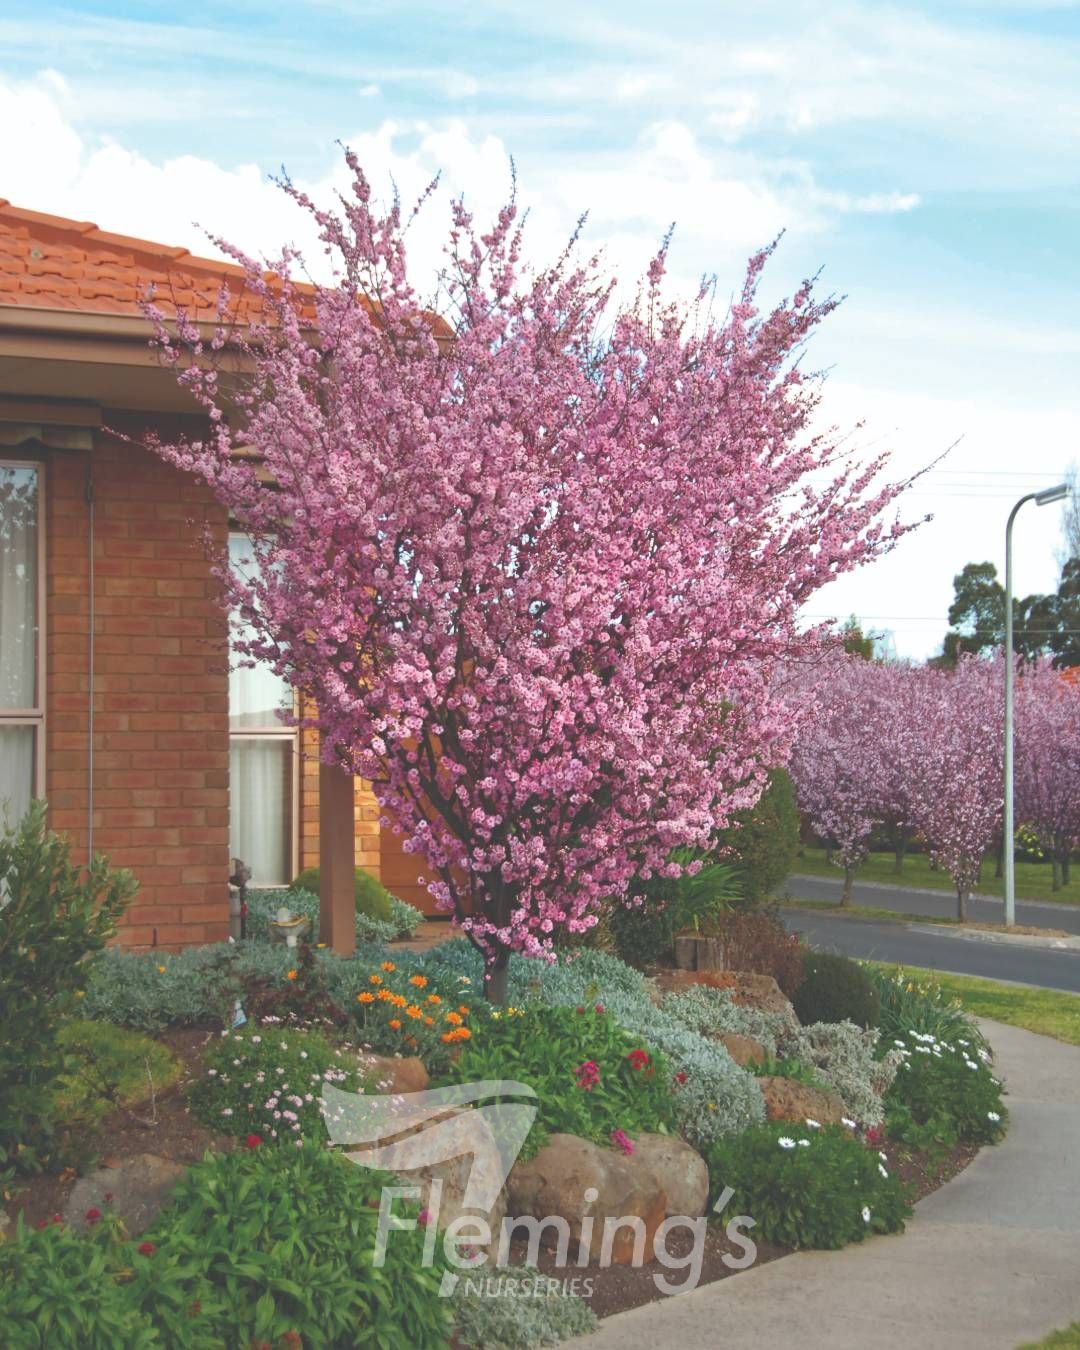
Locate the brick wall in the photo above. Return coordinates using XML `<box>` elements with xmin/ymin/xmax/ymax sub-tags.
<box><xmin>45</xmin><ymin>419</ymin><xmax>232</xmax><ymax>947</ymax></box>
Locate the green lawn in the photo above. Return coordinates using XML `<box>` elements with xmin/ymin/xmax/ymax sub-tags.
<box><xmin>53</xmin><ymin>1019</ymin><xmax>182</xmax><ymax>1131</ymax></box>
<box><xmin>794</xmin><ymin>847</ymin><xmax>1078</xmax><ymax>905</ymax></box>
<box><xmin>865</xmin><ymin>965</ymin><xmax>1080</xmax><ymax>1048</ymax></box>
<box><xmin>1018</xmin><ymin>1324</ymin><xmax>1080</xmax><ymax>1349</ymax></box>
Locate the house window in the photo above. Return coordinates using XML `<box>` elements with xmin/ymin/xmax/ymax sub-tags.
<box><xmin>228</xmin><ymin>534</ymin><xmax>297</xmax><ymax>886</ymax></box>
<box><xmin>0</xmin><ymin>461</ymin><xmax>43</xmax><ymax>830</ymax></box>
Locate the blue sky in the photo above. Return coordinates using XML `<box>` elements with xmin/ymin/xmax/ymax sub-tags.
<box><xmin>2</xmin><ymin>0</ymin><xmax>1078</xmax><ymax>656</ymax></box>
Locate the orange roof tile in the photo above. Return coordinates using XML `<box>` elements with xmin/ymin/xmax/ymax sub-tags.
<box><xmin>0</xmin><ymin>198</ymin><xmax>315</xmax><ymax>323</ymax></box>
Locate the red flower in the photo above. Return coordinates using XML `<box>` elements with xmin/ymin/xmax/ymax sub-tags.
<box><xmin>673</xmin><ymin>1070</ymin><xmax>689</xmax><ymax>1085</ymax></box>
<box><xmin>594</xmin><ymin>1003</ymin><xmax>606</xmax><ymax>1015</ymax></box>
<box><xmin>51</xmin><ymin>1214</ymin><xmax>63</xmax><ymax>1225</ymax></box>
<box><xmin>138</xmin><ymin>1242</ymin><xmax>156</xmax><ymax>1256</ymax></box>
<box><xmin>244</xmin><ymin>1133</ymin><xmax>263</xmax><ymax>1149</ymax></box>
<box><xmin>627</xmin><ymin>1048</ymin><xmax>651</xmax><ymax>1071</ymax></box>
<box><xmin>103</xmin><ymin>1192</ymin><xmax>113</xmax><ymax>1204</ymax></box>
<box><xmin>574</xmin><ymin>1060</ymin><xmax>601</xmax><ymax>1091</ymax></box>
<box><xmin>576</xmin><ymin>1005</ymin><xmax>586</xmax><ymax>1014</ymax></box>
<box><xmin>865</xmin><ymin>1126</ymin><xmax>884</xmax><ymax>1146</ymax></box>
<box><xmin>34</xmin><ymin>1218</ymin><xmax>48</xmax><ymax>1231</ymax></box>
<box><xmin>84</xmin><ymin>1207</ymin><xmax>102</xmax><ymax>1225</ymax></box>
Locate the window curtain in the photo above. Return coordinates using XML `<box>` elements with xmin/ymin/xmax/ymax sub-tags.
<box><xmin>0</xmin><ymin>465</ymin><xmax>38</xmax><ymax>711</ymax></box>
<box><xmin>229</xmin><ymin>739</ymin><xmax>292</xmax><ymax>886</ymax></box>
<box><xmin>0</xmin><ymin>726</ymin><xmax>34</xmax><ymax>831</ymax></box>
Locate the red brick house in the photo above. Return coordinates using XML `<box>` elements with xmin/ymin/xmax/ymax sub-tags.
<box><xmin>0</xmin><ymin>200</ymin><xmax>434</xmax><ymax>950</ymax></box>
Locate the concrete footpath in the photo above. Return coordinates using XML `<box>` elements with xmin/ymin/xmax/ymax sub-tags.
<box><xmin>574</xmin><ymin>1019</ymin><xmax>1080</xmax><ymax>1350</ymax></box>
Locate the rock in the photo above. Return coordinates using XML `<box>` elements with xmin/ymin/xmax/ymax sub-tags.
<box><xmin>507</xmin><ymin>1132</ymin><xmax>676</xmax><ymax>1266</ymax></box>
<box><xmin>716</xmin><ymin>1032</ymin><xmax>768</xmax><ymax>1068</ymax></box>
<box><xmin>758</xmin><ymin>1077</ymin><xmax>846</xmax><ymax>1127</ymax></box>
<box><xmin>653</xmin><ymin>969</ymin><xmax>796</xmax><ymax>1022</ymax></box>
<box><xmin>357</xmin><ymin>1053</ymin><xmax>430</xmax><ymax>1095</ymax></box>
<box><xmin>626</xmin><ymin>1133</ymin><xmax>709</xmax><ymax>1218</ymax></box>
<box><xmin>64</xmin><ymin>1154</ymin><xmax>187</xmax><ymax>1236</ymax></box>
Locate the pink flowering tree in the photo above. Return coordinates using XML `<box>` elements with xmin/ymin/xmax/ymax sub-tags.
<box><xmin>788</xmin><ymin>656</ymin><xmax>886</xmax><ymax>904</ymax></box>
<box><xmin>1015</xmin><ymin>660</ymin><xmax>1080</xmax><ymax>890</ymax></box>
<box><xmin>144</xmin><ymin>158</ymin><xmax>913</xmax><ymax>1000</ymax></box>
<box><xmin>906</xmin><ymin>657</ymin><xmax>1004</xmax><ymax>919</ymax></box>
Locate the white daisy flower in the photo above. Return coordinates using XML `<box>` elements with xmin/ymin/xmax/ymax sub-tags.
<box><xmin>879</xmin><ymin>1151</ymin><xmax>888</xmax><ymax>1161</ymax></box>
<box><xmin>805</xmin><ymin>1119</ymin><xmax>821</xmax><ymax>1129</ymax></box>
<box><xmin>878</xmin><ymin>1164</ymin><xmax>889</xmax><ymax>1178</ymax></box>
<box><xmin>862</xmin><ymin>1206</ymin><xmax>872</xmax><ymax>1223</ymax></box>
<box><xmin>987</xmin><ymin>1111</ymin><xmax>1001</xmax><ymax>1122</ymax></box>
<box><xmin>778</xmin><ymin>1137</ymin><xmax>796</xmax><ymax>1150</ymax></box>
<box><xmin>841</xmin><ymin>1117</ymin><xmax>857</xmax><ymax>1129</ymax></box>
<box><xmin>798</xmin><ymin>1139</ymin><xmax>811</xmax><ymax>1148</ymax></box>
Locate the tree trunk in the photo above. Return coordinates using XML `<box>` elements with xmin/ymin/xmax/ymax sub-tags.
<box><xmin>957</xmin><ymin>886</ymin><xmax>969</xmax><ymax>922</ymax></box>
<box><xmin>841</xmin><ymin>865</ymin><xmax>854</xmax><ymax>908</ymax></box>
<box><xmin>484</xmin><ymin>949</ymin><xmax>510</xmax><ymax>1005</ymax></box>
<box><xmin>1052</xmin><ymin>858</ymin><xmax>1062</xmax><ymax>893</ymax></box>
<box><xmin>825</xmin><ymin>844</ymin><xmax>834</xmax><ymax>867</ymax></box>
<box><xmin>894</xmin><ymin>833</ymin><xmax>908</xmax><ymax>876</ymax></box>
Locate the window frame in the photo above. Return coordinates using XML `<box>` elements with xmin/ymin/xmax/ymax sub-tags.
<box><xmin>0</xmin><ymin>456</ymin><xmax>46</xmax><ymax>810</ymax></box>
<box><xmin>227</xmin><ymin>531</ymin><xmax>299</xmax><ymax>887</ymax></box>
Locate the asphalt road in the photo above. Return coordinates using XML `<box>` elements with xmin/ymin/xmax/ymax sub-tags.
<box><xmin>785</xmin><ymin>872</ymin><xmax>1080</xmax><ymax>934</ymax></box>
<box><xmin>781</xmin><ymin>909</ymin><xmax>1080</xmax><ymax>993</ymax></box>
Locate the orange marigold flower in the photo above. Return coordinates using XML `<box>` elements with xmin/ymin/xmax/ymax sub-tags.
<box><xmin>426</xmin><ymin>994</ymin><xmax>442</xmax><ymax>1005</ymax></box>
<box><xmin>391</xmin><ymin>993</ymin><xmax>408</xmax><ymax>1008</ymax></box>
<box><xmin>446</xmin><ymin>1011</ymin><xmax>463</xmax><ymax>1026</ymax></box>
<box><xmin>377</xmin><ymin>988</ymin><xmax>394</xmax><ymax>1002</ymax></box>
<box><xmin>406</xmin><ymin>1004</ymin><xmax>423</xmax><ymax>1020</ymax></box>
<box><xmin>409</xmin><ymin>974</ymin><xmax>428</xmax><ymax>988</ymax></box>
<box><xmin>357</xmin><ymin>992</ymin><xmax>375</xmax><ymax>1004</ymax></box>
<box><xmin>286</xmin><ymin>970</ymin><xmax>298</xmax><ymax>981</ymax></box>
<box><xmin>381</xmin><ymin>961</ymin><xmax>396</xmax><ymax>972</ymax></box>
<box><xmin>424</xmin><ymin>1016</ymin><xmax>435</xmax><ymax>1026</ymax></box>
<box><xmin>458</xmin><ymin>1005</ymin><xmax>469</xmax><ymax>1016</ymax></box>
<box><xmin>456</xmin><ymin>1027</ymin><xmax>471</xmax><ymax>1040</ymax></box>
<box><xmin>369</xmin><ymin>974</ymin><xmax>382</xmax><ymax>985</ymax></box>
<box><xmin>388</xmin><ymin>1018</ymin><xmax>402</xmax><ymax>1030</ymax></box>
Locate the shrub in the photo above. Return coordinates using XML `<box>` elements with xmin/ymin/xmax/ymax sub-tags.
<box><xmin>0</xmin><ymin>802</ymin><xmax>136</xmax><ymax>1180</ymax></box>
<box><xmin>609</xmin><ymin>855</ymin><xmax>743</xmax><ymax>968</ymax></box>
<box><xmin>292</xmin><ymin>865</ymin><xmax>394</xmax><ymax>924</ymax></box>
<box><xmin>884</xmin><ymin>1029</ymin><xmax>1008</xmax><ymax>1148</ymax></box>
<box><xmin>53</xmin><ymin>1020</ymin><xmax>183</xmax><ymax>1135</ymax></box>
<box><xmin>713</xmin><ymin>767</ymin><xmax>800</xmax><ymax>904</ymax></box>
<box><xmin>451</xmin><ymin>1266</ymin><xmax>597</xmax><ymax>1348</ymax></box>
<box><xmin>705</xmin><ymin>1120</ymin><xmax>912</xmax><ymax>1249</ymax></box>
<box><xmin>443</xmin><ymin>1004</ymin><xmax>677</xmax><ymax>1159</ymax></box>
<box><xmin>188</xmin><ymin>1023</ymin><xmax>364</xmax><ymax>1143</ymax></box>
<box><xmin>779</xmin><ymin>1021</ymin><xmax>902</xmax><ymax>1127</ymax></box>
<box><xmin>0</xmin><ymin>1212</ymin><xmax>161</xmax><ymax>1349</ymax></box>
<box><xmin>747</xmin><ymin>1053</ymin><xmax>828</xmax><ymax>1089</ymax></box>
<box><xmin>792</xmin><ymin>951</ymin><xmax>880</xmax><ymax>1029</ymax></box>
<box><xmin>706</xmin><ymin>908</ymin><xmax>806</xmax><ymax>998</ymax></box>
<box><xmin>247</xmin><ymin>885</ymin><xmax>398</xmax><ymax>946</ymax></box>
<box><xmin>388</xmin><ymin>894</ymin><xmax>425</xmax><ymax>940</ymax></box>
<box><xmin>865</xmin><ymin>964</ymin><xmax>987</xmax><ymax>1049</ymax></box>
<box><xmin>349</xmin><ymin>957</ymin><xmax>477</xmax><ymax>1075</ymax></box>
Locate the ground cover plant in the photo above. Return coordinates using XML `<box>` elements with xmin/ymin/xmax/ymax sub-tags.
<box><xmin>449</xmin><ymin>1265</ymin><xmax>597</xmax><ymax>1348</ymax></box>
<box><xmin>53</xmin><ymin>1020</ymin><xmax>182</xmax><ymax>1135</ymax></box>
<box><xmin>884</xmin><ymin>1029</ymin><xmax>1008</xmax><ymax>1149</ymax></box>
<box><xmin>442</xmin><ymin>1004</ymin><xmax>678</xmax><ymax>1159</ymax></box>
<box><xmin>1</xmin><ymin>1142</ymin><xmax>452</xmax><ymax>1348</ymax></box>
<box><xmin>705</xmin><ymin>1119</ymin><xmax>913</xmax><ymax>1249</ymax></box>
<box><xmin>188</xmin><ymin>1023</ymin><xmax>365</xmax><ymax>1144</ymax></box>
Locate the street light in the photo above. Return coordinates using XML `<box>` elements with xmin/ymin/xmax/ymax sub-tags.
<box><xmin>1003</xmin><ymin>482</ymin><xmax>1072</xmax><ymax>927</ymax></box>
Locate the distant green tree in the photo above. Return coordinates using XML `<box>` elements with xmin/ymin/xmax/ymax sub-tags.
<box><xmin>715</xmin><ymin>768</ymin><xmax>800</xmax><ymax>904</ymax></box>
<box><xmin>840</xmin><ymin>616</ymin><xmax>875</xmax><ymax>661</ymax></box>
<box><xmin>937</xmin><ymin>561</ymin><xmax>1060</xmax><ymax>665</ymax></box>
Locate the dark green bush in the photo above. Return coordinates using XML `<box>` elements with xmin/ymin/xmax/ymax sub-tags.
<box><xmin>705</xmin><ymin>1120</ymin><xmax>912</xmax><ymax>1249</ymax></box>
<box><xmin>292</xmin><ymin>865</ymin><xmax>393</xmax><ymax>923</ymax></box>
<box><xmin>610</xmin><ymin>855</ymin><xmax>743</xmax><ymax>967</ymax></box>
<box><xmin>443</xmin><ymin>1004</ymin><xmax>677</xmax><ymax>1159</ymax></box>
<box><xmin>792</xmin><ymin>951</ymin><xmax>880</xmax><ymax>1029</ymax></box>
<box><xmin>0</xmin><ymin>802</ymin><xmax>136</xmax><ymax>1181</ymax></box>
<box><xmin>714</xmin><ymin>768</ymin><xmax>800</xmax><ymax>903</ymax></box>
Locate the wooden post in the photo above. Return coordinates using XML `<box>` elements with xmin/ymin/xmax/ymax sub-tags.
<box><xmin>319</xmin><ymin>761</ymin><xmax>356</xmax><ymax>956</ymax></box>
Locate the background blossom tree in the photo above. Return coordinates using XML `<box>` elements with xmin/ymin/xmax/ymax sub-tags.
<box><xmin>145</xmin><ymin>158</ymin><xmax>913</xmax><ymax>1000</ymax></box>
<box><xmin>906</xmin><ymin>657</ymin><xmax>1004</xmax><ymax>920</ymax></box>
<box><xmin>1015</xmin><ymin>659</ymin><xmax>1080</xmax><ymax>891</ymax></box>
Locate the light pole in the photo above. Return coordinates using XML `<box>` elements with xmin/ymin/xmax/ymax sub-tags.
<box><xmin>1003</xmin><ymin>482</ymin><xmax>1071</xmax><ymax>926</ymax></box>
